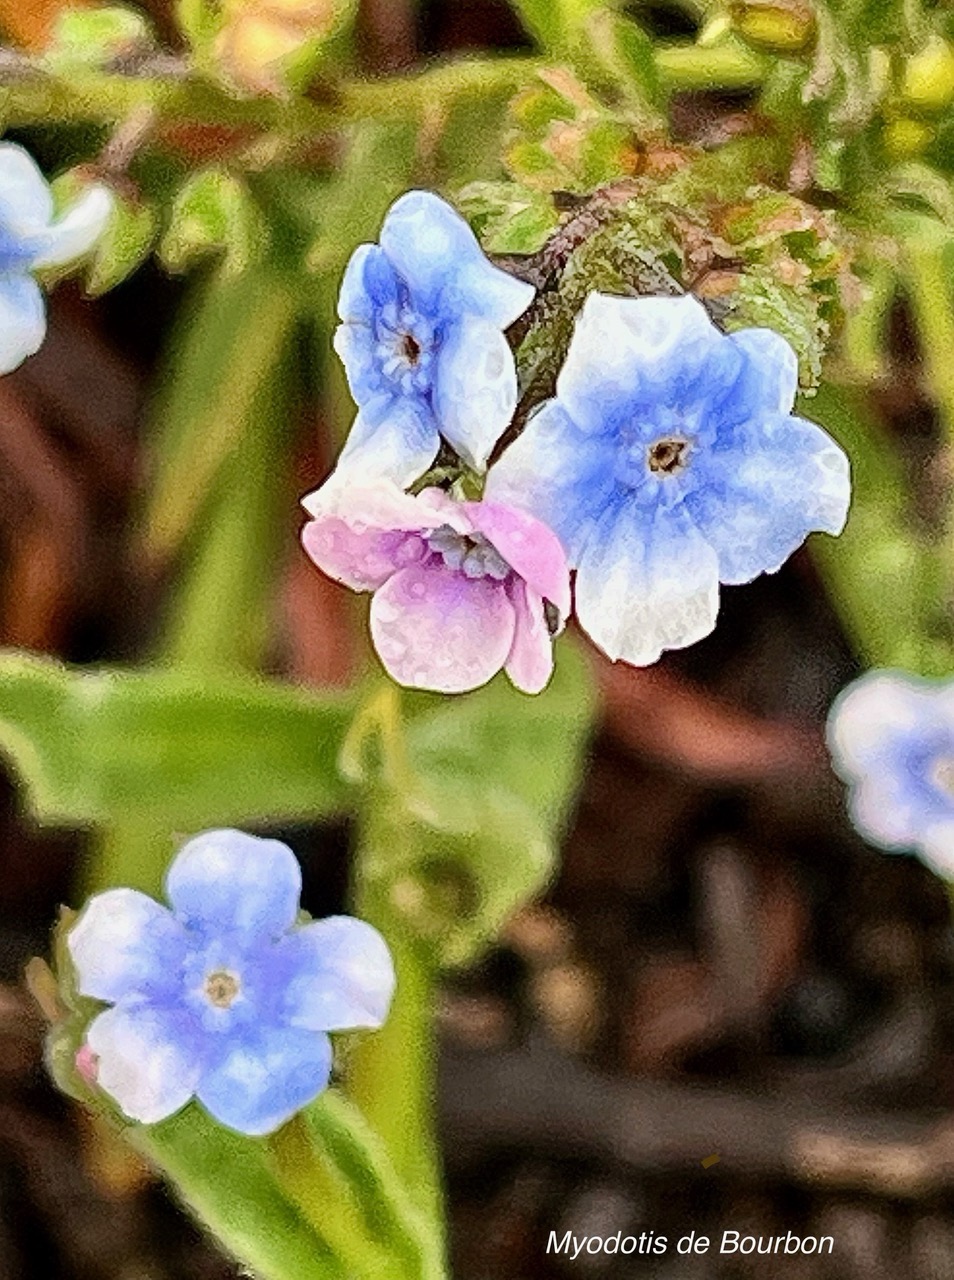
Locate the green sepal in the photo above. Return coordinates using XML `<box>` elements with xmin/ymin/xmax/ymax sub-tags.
<box><xmin>159</xmin><ymin>166</ymin><xmax>269</xmax><ymax>275</ymax></box>
<box><xmin>83</xmin><ymin>185</ymin><xmax>157</xmax><ymax>296</ymax></box>
<box><xmin>456</xmin><ymin>180</ymin><xmax>559</xmax><ymax>254</ymax></box>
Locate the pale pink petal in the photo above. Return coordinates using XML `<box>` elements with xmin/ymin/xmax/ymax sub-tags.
<box><xmin>370</xmin><ymin>561</ymin><xmax>515</xmax><ymax>692</ymax></box>
<box><xmin>505</xmin><ymin>580</ymin><xmax>554</xmax><ymax>694</ymax></box>
<box><xmin>300</xmin><ymin>478</ymin><xmax>448</xmax><ymax>592</ymax></box>
<box><xmin>465</xmin><ymin>500</ymin><xmax>571</xmax><ymax>621</ymax></box>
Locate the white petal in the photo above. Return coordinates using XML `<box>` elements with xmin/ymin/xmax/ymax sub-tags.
<box><xmin>68</xmin><ymin>888</ymin><xmax>187</xmax><ymax>1004</ymax></box>
<box><xmin>556</xmin><ymin>292</ymin><xmax>722</xmax><ymax>432</ymax></box>
<box><xmin>827</xmin><ymin>670</ymin><xmax>937</xmax><ymax>780</ymax></box>
<box><xmin>332</xmin><ymin>395</ymin><xmax>439</xmax><ymax>490</ymax></box>
<box><xmin>433</xmin><ymin>316</ymin><xmax>518</xmax><ymax>469</ymax></box>
<box><xmin>0</xmin><ymin>273</ymin><xmax>46</xmax><ymax>373</ymax></box>
<box><xmin>380</xmin><ymin>190</ymin><xmax>534</xmax><ymax>327</ymax></box>
<box><xmin>575</xmin><ymin>503</ymin><xmax>720</xmax><ymax>665</ymax></box>
<box><xmin>32</xmin><ymin>183</ymin><xmax>113</xmax><ymax>269</ymax></box>
<box><xmin>87</xmin><ymin>1002</ymin><xmax>202</xmax><ymax>1124</ymax></box>
<box><xmin>282</xmin><ymin>916</ymin><xmax>396</xmax><ymax>1031</ymax></box>
<box><xmin>921</xmin><ymin>817</ymin><xmax>954</xmax><ymax>876</ymax></box>
<box><xmin>0</xmin><ymin>142</ymin><xmax>53</xmax><ymax>236</ymax></box>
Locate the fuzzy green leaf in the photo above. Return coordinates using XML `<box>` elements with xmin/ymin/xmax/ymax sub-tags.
<box><xmin>0</xmin><ymin>651</ymin><xmax>353</xmax><ymax>828</ymax></box>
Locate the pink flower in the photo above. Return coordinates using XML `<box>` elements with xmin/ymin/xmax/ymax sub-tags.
<box><xmin>301</xmin><ymin>480</ymin><xmax>571</xmax><ymax>694</ymax></box>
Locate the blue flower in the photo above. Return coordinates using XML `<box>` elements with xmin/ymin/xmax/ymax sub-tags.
<box><xmin>486</xmin><ymin>293</ymin><xmax>851</xmax><ymax>666</ymax></box>
<box><xmin>828</xmin><ymin>669</ymin><xmax>954</xmax><ymax>875</ymax></box>
<box><xmin>332</xmin><ymin>190</ymin><xmax>535</xmax><ymax>485</ymax></box>
<box><xmin>0</xmin><ymin>143</ymin><xmax>112</xmax><ymax>373</ymax></box>
<box><xmin>67</xmin><ymin>829</ymin><xmax>395</xmax><ymax>1135</ymax></box>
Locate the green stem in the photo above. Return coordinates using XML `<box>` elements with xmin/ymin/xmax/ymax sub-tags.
<box><xmin>898</xmin><ymin>212</ymin><xmax>954</xmax><ymax>638</ymax></box>
<box><xmin>809</xmin><ymin>382</ymin><xmax>953</xmax><ymax>675</ymax></box>
<box><xmin>347</xmin><ymin>827</ymin><xmax>444</xmax><ymax>1269</ymax></box>
<box><xmin>654</xmin><ymin>39</ymin><xmax>770</xmax><ymax>90</ymax></box>
<box><xmin>0</xmin><ymin>45</ymin><xmax>770</xmax><ymax>137</ymax></box>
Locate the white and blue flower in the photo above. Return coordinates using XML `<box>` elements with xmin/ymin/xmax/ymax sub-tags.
<box><xmin>828</xmin><ymin>669</ymin><xmax>954</xmax><ymax>875</ymax></box>
<box><xmin>0</xmin><ymin>143</ymin><xmax>112</xmax><ymax>373</ymax></box>
<box><xmin>332</xmin><ymin>190</ymin><xmax>535</xmax><ymax>485</ymax></box>
<box><xmin>68</xmin><ymin>829</ymin><xmax>395</xmax><ymax>1136</ymax></box>
<box><xmin>486</xmin><ymin>292</ymin><xmax>851</xmax><ymax>667</ymax></box>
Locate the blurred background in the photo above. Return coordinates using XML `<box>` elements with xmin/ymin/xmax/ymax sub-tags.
<box><xmin>2</xmin><ymin>1</ymin><xmax>954</xmax><ymax>1278</ymax></box>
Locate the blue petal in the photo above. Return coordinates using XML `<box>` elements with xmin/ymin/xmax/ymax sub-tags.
<box><xmin>0</xmin><ymin>273</ymin><xmax>46</xmax><ymax>373</ymax></box>
<box><xmin>433</xmin><ymin>316</ymin><xmax>518</xmax><ymax>470</ymax></box>
<box><xmin>196</xmin><ymin>1024</ymin><xmax>332</xmax><ymax>1135</ymax></box>
<box><xmin>0</xmin><ymin>143</ymin><xmax>53</xmax><ymax>238</ymax></box>
<box><xmin>87</xmin><ymin>1000</ymin><xmax>204</xmax><ymax>1124</ymax></box>
<box><xmin>334</xmin><ymin>319</ymin><xmax>387</xmax><ymax>404</ymax></box>
<box><xmin>379</xmin><ymin>191</ymin><xmax>533</xmax><ymax>327</ymax></box>
<box><xmin>485</xmin><ymin>400</ymin><xmax>618</xmax><ymax>564</ymax></box>
<box><xmin>337</xmin><ymin>243</ymin><xmax>400</xmax><ymax>325</ymax></box>
<box><xmin>165</xmin><ymin>829</ymin><xmax>302</xmax><ymax>941</ymax></box>
<box><xmin>554</xmin><ymin>293</ymin><xmax>724</xmax><ymax>435</ymax></box>
<box><xmin>718</xmin><ymin>327</ymin><xmax>800</xmax><ymax>422</ymax></box>
<box><xmin>686</xmin><ymin>413</ymin><xmax>850</xmax><ymax>584</ymax></box>
<box><xmin>574</xmin><ymin>502</ymin><xmax>720</xmax><ymax>665</ymax></box>
<box><xmin>69</xmin><ymin>888</ymin><xmax>188</xmax><ymax>1004</ymax></box>
<box><xmin>335</xmin><ymin>393</ymin><xmax>439</xmax><ymax>489</ymax></box>
<box><xmin>279</xmin><ymin>916</ymin><xmax>395</xmax><ymax>1031</ymax></box>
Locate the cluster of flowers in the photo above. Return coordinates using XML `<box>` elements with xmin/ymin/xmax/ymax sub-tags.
<box><xmin>300</xmin><ymin>190</ymin><xmax>852</xmax><ymax>694</ymax></box>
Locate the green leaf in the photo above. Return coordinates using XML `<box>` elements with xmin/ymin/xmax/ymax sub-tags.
<box><xmin>0</xmin><ymin>650</ymin><xmax>354</xmax><ymax>829</ymax></box>
<box><xmin>366</xmin><ymin>771</ymin><xmax>552</xmax><ymax>969</ymax></box>
<box><xmin>134</xmin><ymin>1107</ymin><xmax>343</xmax><ymax>1280</ymax></box>
<box><xmin>407</xmin><ymin>640</ymin><xmax>595</xmax><ymax>838</ymax></box>
<box><xmin>160</xmin><ymin>167</ymin><xmax>269</xmax><ymax>276</ymax></box>
<box><xmin>303</xmin><ymin>1092</ymin><xmax>445</xmax><ymax>1280</ymax></box>
<box><xmin>576</xmin><ymin>8</ymin><xmax>663</xmax><ymax>115</ymax></box>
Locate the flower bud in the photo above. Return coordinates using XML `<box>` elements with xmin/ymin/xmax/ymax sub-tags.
<box><xmin>729</xmin><ymin>0</ymin><xmax>815</xmax><ymax>54</ymax></box>
<box><xmin>883</xmin><ymin>115</ymin><xmax>934</xmax><ymax>159</ymax></box>
<box><xmin>214</xmin><ymin>0</ymin><xmax>354</xmax><ymax>94</ymax></box>
<box><xmin>902</xmin><ymin>37</ymin><xmax>954</xmax><ymax>114</ymax></box>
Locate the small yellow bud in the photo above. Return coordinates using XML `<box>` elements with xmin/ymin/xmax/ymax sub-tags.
<box><xmin>882</xmin><ymin>116</ymin><xmax>935</xmax><ymax>159</ymax></box>
<box><xmin>729</xmin><ymin>0</ymin><xmax>815</xmax><ymax>54</ymax></box>
<box><xmin>902</xmin><ymin>37</ymin><xmax>954</xmax><ymax>114</ymax></box>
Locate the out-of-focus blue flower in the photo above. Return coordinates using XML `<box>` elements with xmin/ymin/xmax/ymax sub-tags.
<box><xmin>333</xmin><ymin>190</ymin><xmax>535</xmax><ymax>485</ymax></box>
<box><xmin>486</xmin><ymin>292</ymin><xmax>851</xmax><ymax>667</ymax></box>
<box><xmin>0</xmin><ymin>143</ymin><xmax>112</xmax><ymax>373</ymax></box>
<box><xmin>828</xmin><ymin>669</ymin><xmax>954</xmax><ymax>875</ymax></box>
<box><xmin>67</xmin><ymin>829</ymin><xmax>394</xmax><ymax>1136</ymax></box>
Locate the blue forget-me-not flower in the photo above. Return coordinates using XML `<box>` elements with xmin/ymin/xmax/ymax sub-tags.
<box><xmin>0</xmin><ymin>142</ymin><xmax>112</xmax><ymax>373</ymax></box>
<box><xmin>486</xmin><ymin>292</ymin><xmax>851</xmax><ymax>667</ymax></box>
<box><xmin>828</xmin><ymin>669</ymin><xmax>954</xmax><ymax>876</ymax></box>
<box><xmin>68</xmin><ymin>829</ymin><xmax>395</xmax><ymax>1135</ymax></box>
<box><xmin>333</xmin><ymin>190</ymin><xmax>535</xmax><ymax>486</ymax></box>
